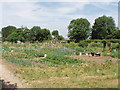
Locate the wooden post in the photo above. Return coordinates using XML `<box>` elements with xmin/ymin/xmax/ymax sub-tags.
<box><xmin>118</xmin><ymin>41</ymin><xmax>120</xmax><ymax>59</ymax></box>
<box><xmin>103</xmin><ymin>41</ymin><xmax>106</xmax><ymax>52</ymax></box>
<box><xmin>107</xmin><ymin>42</ymin><xmax>111</xmax><ymax>50</ymax></box>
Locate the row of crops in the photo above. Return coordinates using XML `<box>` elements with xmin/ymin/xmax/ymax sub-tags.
<box><xmin>2</xmin><ymin>43</ymin><xmax>84</xmax><ymax>67</ymax></box>
<box><xmin>2</xmin><ymin>41</ymin><xmax>119</xmax><ymax>67</ymax></box>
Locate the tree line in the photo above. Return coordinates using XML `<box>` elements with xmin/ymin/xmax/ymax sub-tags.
<box><xmin>2</xmin><ymin>26</ymin><xmax>64</xmax><ymax>42</ymax></box>
<box><xmin>1</xmin><ymin>15</ymin><xmax>120</xmax><ymax>43</ymax></box>
<box><xmin>68</xmin><ymin>15</ymin><xmax>120</xmax><ymax>42</ymax></box>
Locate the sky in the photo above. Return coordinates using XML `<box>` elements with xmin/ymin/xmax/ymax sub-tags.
<box><xmin>0</xmin><ymin>0</ymin><xmax>119</xmax><ymax>38</ymax></box>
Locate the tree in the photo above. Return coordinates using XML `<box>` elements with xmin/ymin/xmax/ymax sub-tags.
<box><xmin>52</xmin><ymin>30</ymin><xmax>59</xmax><ymax>39</ymax></box>
<box><xmin>6</xmin><ymin>32</ymin><xmax>19</xmax><ymax>42</ymax></box>
<box><xmin>57</xmin><ymin>35</ymin><xmax>64</xmax><ymax>40</ymax></box>
<box><xmin>29</xmin><ymin>26</ymin><xmax>41</xmax><ymax>41</ymax></box>
<box><xmin>2</xmin><ymin>26</ymin><xmax>17</xmax><ymax>41</ymax></box>
<box><xmin>68</xmin><ymin>18</ymin><xmax>90</xmax><ymax>42</ymax></box>
<box><xmin>91</xmin><ymin>15</ymin><xmax>116</xmax><ymax>39</ymax></box>
<box><xmin>16</xmin><ymin>27</ymin><xmax>30</xmax><ymax>42</ymax></box>
<box><xmin>21</xmin><ymin>27</ymin><xmax>31</xmax><ymax>41</ymax></box>
<box><xmin>40</xmin><ymin>28</ymin><xmax>52</xmax><ymax>41</ymax></box>
<box><xmin>112</xmin><ymin>27</ymin><xmax>120</xmax><ymax>39</ymax></box>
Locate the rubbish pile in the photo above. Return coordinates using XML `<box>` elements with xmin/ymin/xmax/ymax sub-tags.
<box><xmin>0</xmin><ymin>77</ymin><xmax>17</xmax><ymax>90</ymax></box>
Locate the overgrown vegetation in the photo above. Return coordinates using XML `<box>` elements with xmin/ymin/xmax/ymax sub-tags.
<box><xmin>15</xmin><ymin>60</ymin><xmax>118</xmax><ymax>88</ymax></box>
<box><xmin>2</xmin><ymin>42</ymin><xmax>118</xmax><ymax>88</ymax></box>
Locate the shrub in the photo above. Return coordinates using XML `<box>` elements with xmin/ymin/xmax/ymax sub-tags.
<box><xmin>102</xmin><ymin>51</ymin><xmax>118</xmax><ymax>58</ymax></box>
<box><xmin>78</xmin><ymin>41</ymin><xmax>88</xmax><ymax>48</ymax></box>
<box><xmin>111</xmin><ymin>43</ymin><xmax>119</xmax><ymax>49</ymax></box>
<box><xmin>75</xmin><ymin>47</ymin><xmax>84</xmax><ymax>55</ymax></box>
<box><xmin>110</xmin><ymin>39</ymin><xmax>120</xmax><ymax>43</ymax></box>
<box><xmin>90</xmin><ymin>42</ymin><xmax>103</xmax><ymax>48</ymax></box>
<box><xmin>23</xmin><ymin>48</ymin><xmax>44</xmax><ymax>57</ymax></box>
<box><xmin>64</xmin><ymin>42</ymin><xmax>78</xmax><ymax>48</ymax></box>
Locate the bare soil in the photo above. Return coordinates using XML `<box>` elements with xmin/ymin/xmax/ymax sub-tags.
<box><xmin>69</xmin><ymin>55</ymin><xmax>119</xmax><ymax>63</ymax></box>
<box><xmin>0</xmin><ymin>58</ymin><xmax>27</xmax><ymax>88</ymax></box>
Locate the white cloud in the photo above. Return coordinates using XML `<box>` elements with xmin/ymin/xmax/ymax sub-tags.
<box><xmin>1</xmin><ymin>0</ymin><xmax>36</xmax><ymax>2</ymax></box>
<box><xmin>56</xmin><ymin>2</ymin><xmax>88</xmax><ymax>14</ymax></box>
<box><xmin>2</xmin><ymin>2</ymin><xmax>43</xmax><ymax>24</ymax></box>
<box><xmin>0</xmin><ymin>3</ymin><xmax>3</xmax><ymax>29</ymax></box>
<box><xmin>1</xmin><ymin>0</ymin><xmax>119</xmax><ymax>2</ymax></box>
<box><xmin>57</xmin><ymin>7</ymin><xmax>75</xmax><ymax>14</ymax></box>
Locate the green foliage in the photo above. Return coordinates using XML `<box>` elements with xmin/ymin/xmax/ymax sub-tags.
<box><xmin>43</xmin><ymin>54</ymin><xmax>84</xmax><ymax>65</ymax></box>
<box><xmin>29</xmin><ymin>26</ymin><xmax>41</xmax><ymax>41</ymax></box>
<box><xmin>111</xmin><ymin>43</ymin><xmax>119</xmax><ymax>49</ymax></box>
<box><xmin>14</xmin><ymin>54</ymin><xmax>33</xmax><ymax>58</ymax></box>
<box><xmin>2</xmin><ymin>42</ymin><xmax>118</xmax><ymax>88</ymax></box>
<box><xmin>85</xmin><ymin>39</ymin><xmax>120</xmax><ymax>43</ymax></box>
<box><xmin>68</xmin><ymin>18</ymin><xmax>90</xmax><ymax>42</ymax></box>
<box><xmin>65</xmin><ymin>42</ymin><xmax>78</xmax><ymax>48</ymax></box>
<box><xmin>91</xmin><ymin>15</ymin><xmax>116</xmax><ymax>39</ymax></box>
<box><xmin>57</xmin><ymin>35</ymin><xmax>64</xmax><ymax>40</ymax></box>
<box><xmin>2</xmin><ymin>26</ymin><xmax>17</xmax><ymax>41</ymax></box>
<box><xmin>31</xmin><ymin>59</ymin><xmax>57</xmax><ymax>66</ymax></box>
<box><xmin>89</xmin><ymin>42</ymin><xmax>103</xmax><ymax>48</ymax></box>
<box><xmin>16</xmin><ymin>61</ymin><xmax>118</xmax><ymax>88</ymax></box>
<box><xmin>52</xmin><ymin>30</ymin><xmax>64</xmax><ymax>40</ymax></box>
<box><xmin>75</xmin><ymin>47</ymin><xmax>84</xmax><ymax>55</ymax></box>
<box><xmin>6</xmin><ymin>32</ymin><xmax>20</xmax><ymax>42</ymax></box>
<box><xmin>23</xmin><ymin>48</ymin><xmax>45</xmax><ymax>57</ymax></box>
<box><xmin>78</xmin><ymin>41</ymin><xmax>88</xmax><ymax>48</ymax></box>
<box><xmin>110</xmin><ymin>39</ymin><xmax>120</xmax><ymax>43</ymax></box>
<box><xmin>112</xmin><ymin>28</ymin><xmax>120</xmax><ymax>39</ymax></box>
<box><xmin>52</xmin><ymin>30</ymin><xmax>59</xmax><ymax>38</ymax></box>
<box><xmin>1</xmin><ymin>26</ymin><xmax>52</xmax><ymax>42</ymax></box>
<box><xmin>5</xmin><ymin>57</ymin><xmax>34</xmax><ymax>66</ymax></box>
<box><xmin>105</xmin><ymin>60</ymin><xmax>113</xmax><ymax>65</ymax></box>
<box><xmin>17</xmin><ymin>27</ymin><xmax>30</xmax><ymax>42</ymax></box>
<box><xmin>102</xmin><ymin>51</ymin><xmax>118</xmax><ymax>58</ymax></box>
<box><xmin>40</xmin><ymin>28</ymin><xmax>52</xmax><ymax>41</ymax></box>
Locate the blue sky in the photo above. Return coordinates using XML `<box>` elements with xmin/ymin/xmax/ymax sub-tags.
<box><xmin>0</xmin><ymin>0</ymin><xmax>119</xmax><ymax>38</ymax></box>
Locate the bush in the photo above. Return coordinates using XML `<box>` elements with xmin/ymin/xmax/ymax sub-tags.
<box><xmin>75</xmin><ymin>47</ymin><xmax>84</xmax><ymax>55</ymax></box>
<box><xmin>102</xmin><ymin>51</ymin><xmax>118</xmax><ymax>58</ymax></box>
<box><xmin>110</xmin><ymin>39</ymin><xmax>120</xmax><ymax>43</ymax></box>
<box><xmin>111</xmin><ymin>43</ymin><xmax>119</xmax><ymax>49</ymax></box>
<box><xmin>23</xmin><ymin>48</ymin><xmax>44</xmax><ymax>57</ymax></box>
<box><xmin>78</xmin><ymin>41</ymin><xmax>88</xmax><ymax>48</ymax></box>
<box><xmin>90</xmin><ymin>42</ymin><xmax>103</xmax><ymax>48</ymax></box>
<box><xmin>64</xmin><ymin>42</ymin><xmax>78</xmax><ymax>48</ymax></box>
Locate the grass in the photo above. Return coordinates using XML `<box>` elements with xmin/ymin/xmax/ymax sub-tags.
<box><xmin>15</xmin><ymin>60</ymin><xmax>118</xmax><ymax>88</ymax></box>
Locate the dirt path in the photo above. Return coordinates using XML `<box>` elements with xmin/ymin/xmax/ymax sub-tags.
<box><xmin>0</xmin><ymin>58</ymin><xmax>26</xmax><ymax>88</ymax></box>
<box><xmin>69</xmin><ymin>55</ymin><xmax>119</xmax><ymax>63</ymax></box>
